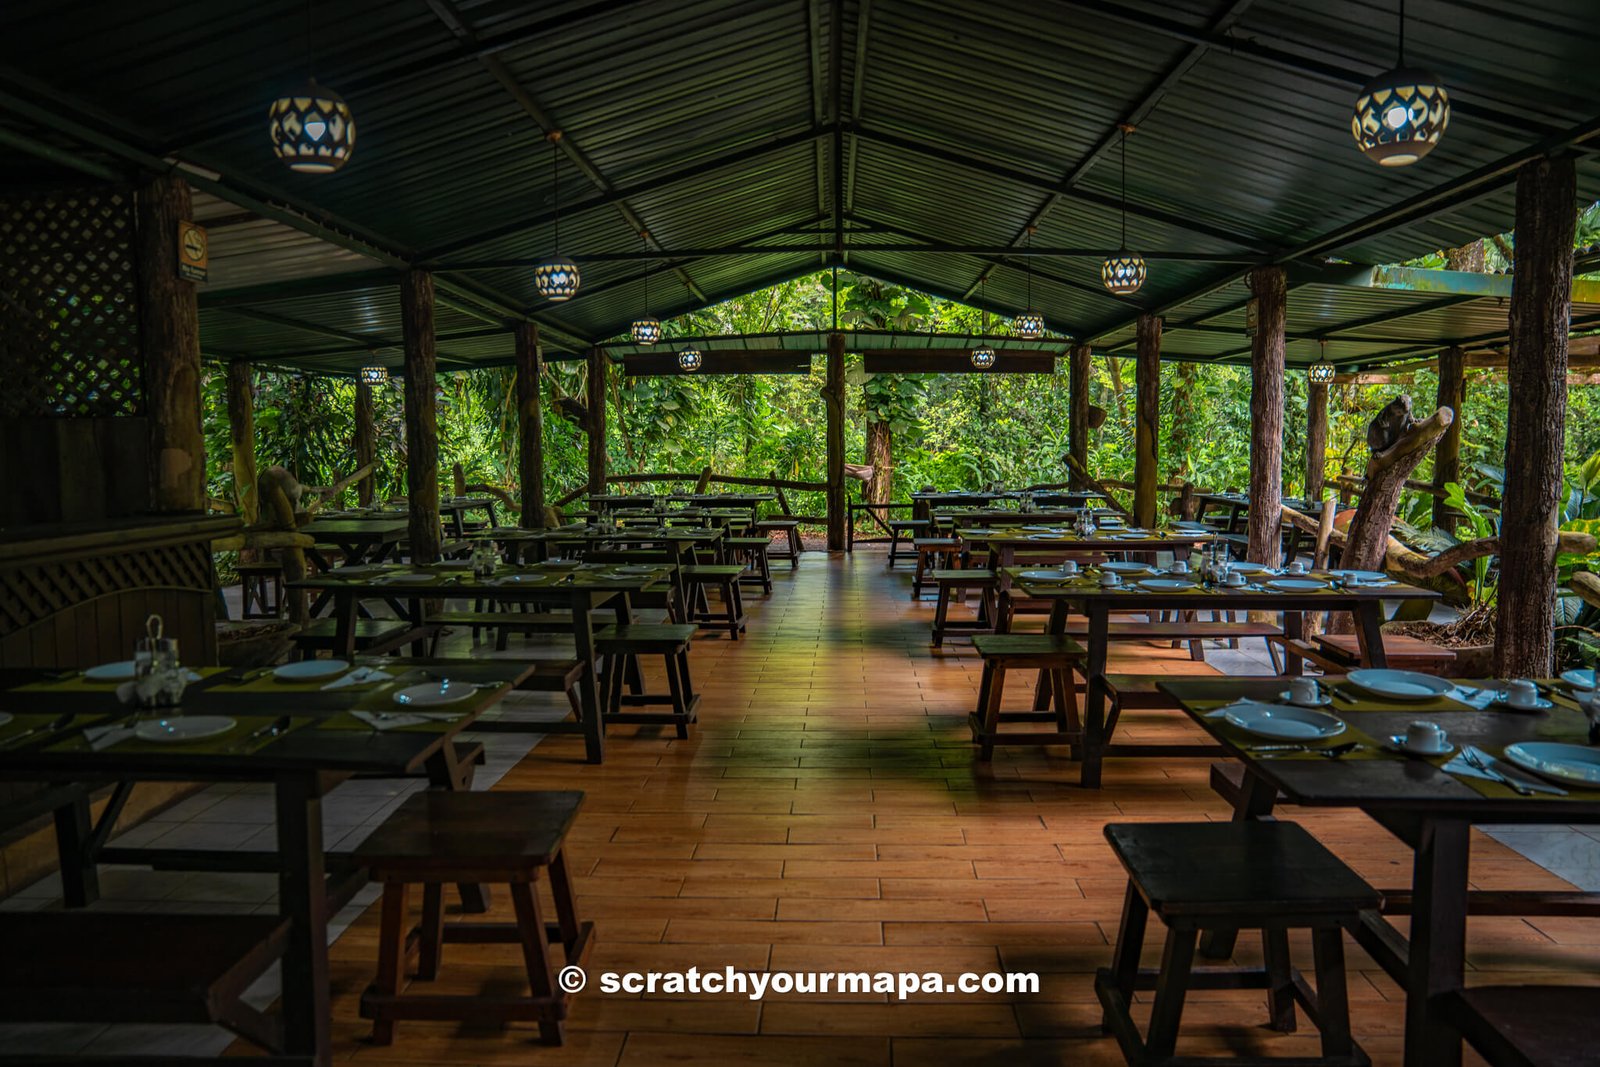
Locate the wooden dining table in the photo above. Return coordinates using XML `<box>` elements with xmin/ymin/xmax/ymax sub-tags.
<box><xmin>967</xmin><ymin>524</ymin><xmax>1214</xmax><ymax>574</ymax></box>
<box><xmin>1160</xmin><ymin>675</ymin><xmax>1600</xmax><ymax>1067</ymax></box>
<box><xmin>1010</xmin><ymin>569</ymin><xmax>1440</xmax><ymax>786</ymax></box>
<box><xmin>301</xmin><ymin>516</ymin><xmax>410</xmax><ymax>569</ymax></box>
<box><xmin>0</xmin><ymin>658</ymin><xmax>529</xmax><ymax>1067</ymax></box>
<box><xmin>291</xmin><ymin>561</ymin><xmax>673</xmax><ymax>763</ymax></box>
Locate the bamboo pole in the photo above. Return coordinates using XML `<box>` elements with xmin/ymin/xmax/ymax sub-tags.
<box><xmin>137</xmin><ymin>173</ymin><xmax>205</xmax><ymax>512</ymax></box>
<box><xmin>1134</xmin><ymin>316</ymin><xmax>1161</xmax><ymax>528</ymax></box>
<box><xmin>401</xmin><ymin>270</ymin><xmax>441</xmax><ymax>563</ymax></box>
<box><xmin>1495</xmin><ymin>156</ymin><xmax>1576</xmax><ymax>678</ymax></box>
<box><xmin>515</xmin><ymin>323</ymin><xmax>545</xmax><ymax>527</ymax></box>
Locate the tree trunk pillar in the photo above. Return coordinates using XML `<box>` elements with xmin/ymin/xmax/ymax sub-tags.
<box><xmin>1134</xmin><ymin>316</ymin><xmax>1161</xmax><ymax>528</ymax></box>
<box><xmin>1246</xmin><ymin>266</ymin><xmax>1287</xmax><ymax>567</ymax></box>
<box><xmin>824</xmin><ymin>330</ymin><xmax>847</xmax><ymax>551</ymax></box>
<box><xmin>400</xmin><ymin>270</ymin><xmax>441</xmax><ymax>564</ymax></box>
<box><xmin>1068</xmin><ymin>343</ymin><xmax>1091</xmax><ymax>487</ymax></box>
<box><xmin>225</xmin><ymin>361</ymin><xmax>258</xmax><ymax>525</ymax></box>
<box><xmin>1495</xmin><ymin>156</ymin><xmax>1576</xmax><ymax>678</ymax></box>
<box><xmin>354</xmin><ymin>378</ymin><xmax>376</xmax><ymax>507</ymax></box>
<box><xmin>515</xmin><ymin>323</ymin><xmax>546</xmax><ymax>527</ymax></box>
<box><xmin>1306</xmin><ymin>379</ymin><xmax>1329</xmax><ymax>502</ymax></box>
<box><xmin>136</xmin><ymin>173</ymin><xmax>205</xmax><ymax>512</ymax></box>
<box><xmin>1431</xmin><ymin>345</ymin><xmax>1465</xmax><ymax>529</ymax></box>
<box><xmin>586</xmin><ymin>346</ymin><xmax>607</xmax><ymax>498</ymax></box>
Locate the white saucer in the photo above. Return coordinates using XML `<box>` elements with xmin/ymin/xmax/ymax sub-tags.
<box><xmin>273</xmin><ymin>659</ymin><xmax>350</xmax><ymax>682</ymax></box>
<box><xmin>1389</xmin><ymin>734</ymin><xmax>1454</xmax><ymax>758</ymax></box>
<box><xmin>0</xmin><ymin>712</ymin><xmax>12</xmax><ymax>728</ymax></box>
<box><xmin>1560</xmin><ymin>669</ymin><xmax>1596</xmax><ymax>690</ymax></box>
<box><xmin>84</xmin><ymin>661</ymin><xmax>137</xmax><ymax>682</ymax></box>
<box><xmin>1279</xmin><ymin>691</ymin><xmax>1334</xmax><ymax>707</ymax></box>
<box><xmin>134</xmin><ymin>716</ymin><xmax>237</xmax><ymax>743</ymax></box>
<box><xmin>393</xmin><ymin>681</ymin><xmax>475</xmax><ymax>708</ymax></box>
<box><xmin>1490</xmin><ymin>694</ymin><xmax>1555</xmax><ymax>712</ymax></box>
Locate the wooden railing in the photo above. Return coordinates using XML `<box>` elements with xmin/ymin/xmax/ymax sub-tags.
<box><xmin>1331</xmin><ymin>473</ymin><xmax>1499</xmax><ymax>509</ymax></box>
<box><xmin>554</xmin><ymin>468</ymin><xmax>829</xmax><ymax>525</ymax></box>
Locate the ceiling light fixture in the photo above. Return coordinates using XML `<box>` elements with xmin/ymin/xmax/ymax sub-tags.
<box><xmin>972</xmin><ymin>277</ymin><xmax>997</xmax><ymax>369</ymax></box>
<box><xmin>631</xmin><ymin>231</ymin><xmax>661</xmax><ymax>344</ymax></box>
<box><xmin>534</xmin><ymin>132</ymin><xmax>580</xmax><ymax>301</ymax></box>
<box><xmin>268</xmin><ymin>1</ymin><xmax>354</xmax><ymax>173</ymax></box>
<box><xmin>1352</xmin><ymin>0</ymin><xmax>1449</xmax><ymax>166</ymax></box>
<box><xmin>1013</xmin><ymin>226</ymin><xmax>1045</xmax><ymax>339</ymax></box>
<box><xmin>1101</xmin><ymin>125</ymin><xmax>1146</xmax><ymax>296</ymax></box>
<box><xmin>678</xmin><ymin>348</ymin><xmax>703</xmax><ymax>372</ymax></box>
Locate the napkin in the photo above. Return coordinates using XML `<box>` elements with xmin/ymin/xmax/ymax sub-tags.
<box><xmin>1444</xmin><ymin>687</ymin><xmax>1497</xmax><ymax>710</ymax></box>
<box><xmin>321</xmin><ymin>667</ymin><xmax>393</xmax><ymax>691</ymax></box>
<box><xmin>84</xmin><ymin>724</ymin><xmax>136</xmax><ymax>751</ymax></box>
<box><xmin>1440</xmin><ymin>754</ymin><xmax>1494</xmax><ymax>780</ymax></box>
<box><xmin>351</xmin><ymin>711</ymin><xmax>431</xmax><ymax>731</ymax></box>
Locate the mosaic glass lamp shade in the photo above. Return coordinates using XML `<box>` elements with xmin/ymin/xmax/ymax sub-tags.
<box><xmin>1353</xmin><ymin>69</ymin><xmax>1448</xmax><ymax>166</ymax></box>
<box><xmin>358</xmin><ymin>364</ymin><xmax>388</xmax><ymax>384</ymax></box>
<box><xmin>268</xmin><ymin>80</ymin><xmax>355</xmax><ymax>174</ymax></box>
<box><xmin>631</xmin><ymin>317</ymin><xmax>662</xmax><ymax>345</ymax></box>
<box><xmin>1308</xmin><ymin>362</ymin><xmax>1336</xmax><ymax>384</ymax></box>
<box><xmin>1101</xmin><ymin>253</ymin><xmax>1147</xmax><ymax>296</ymax></box>
<box><xmin>969</xmin><ymin>345</ymin><xmax>997</xmax><ymax>369</ymax></box>
<box><xmin>534</xmin><ymin>258</ymin><xmax>581</xmax><ymax>301</ymax></box>
<box><xmin>1012</xmin><ymin>311</ymin><xmax>1045</xmax><ymax>340</ymax></box>
<box><xmin>678</xmin><ymin>348</ymin><xmax>703</xmax><ymax>372</ymax></box>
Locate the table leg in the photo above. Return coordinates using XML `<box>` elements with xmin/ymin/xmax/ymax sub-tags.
<box><xmin>1199</xmin><ymin>768</ymin><xmax>1280</xmax><ymax>959</ymax></box>
<box><xmin>53</xmin><ymin>794</ymin><xmax>100</xmax><ymax>907</ymax></box>
<box><xmin>1283</xmin><ymin>610</ymin><xmax>1304</xmax><ymax>677</ymax></box>
<box><xmin>573</xmin><ymin>591</ymin><xmax>606</xmax><ymax>764</ymax></box>
<box><xmin>1403</xmin><ymin>817</ymin><xmax>1470</xmax><ymax>1067</ymax></box>
<box><xmin>1077</xmin><ymin>602</ymin><xmax>1109</xmax><ymax>789</ymax></box>
<box><xmin>424</xmin><ymin>745</ymin><xmax>490</xmax><ymax>914</ymax></box>
<box><xmin>276</xmin><ymin>772</ymin><xmax>332</xmax><ymax>1067</ymax></box>
<box><xmin>1355</xmin><ymin>602</ymin><xmax>1389</xmax><ymax>668</ymax></box>
<box><xmin>485</xmin><ymin>502</ymin><xmax>499</xmax><ymax>528</ymax></box>
<box><xmin>333</xmin><ymin>591</ymin><xmax>358</xmax><ymax>659</ymax></box>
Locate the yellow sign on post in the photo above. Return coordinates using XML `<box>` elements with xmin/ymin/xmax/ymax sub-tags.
<box><xmin>177</xmin><ymin>220</ymin><xmax>208</xmax><ymax>282</ymax></box>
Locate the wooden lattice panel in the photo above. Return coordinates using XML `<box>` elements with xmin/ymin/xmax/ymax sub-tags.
<box><xmin>0</xmin><ymin>541</ymin><xmax>213</xmax><ymax>638</ymax></box>
<box><xmin>0</xmin><ymin>186</ymin><xmax>142</xmax><ymax>418</ymax></box>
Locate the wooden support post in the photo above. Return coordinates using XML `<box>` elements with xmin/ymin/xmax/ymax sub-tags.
<box><xmin>400</xmin><ymin>270</ymin><xmax>441</xmax><ymax>564</ymax></box>
<box><xmin>1431</xmin><ymin>345</ymin><xmax>1465</xmax><ymax>529</ymax></box>
<box><xmin>225</xmin><ymin>361</ymin><xmax>258</xmax><ymax>525</ymax></box>
<box><xmin>1306</xmin><ymin>378</ymin><xmax>1328</xmax><ymax>503</ymax></box>
<box><xmin>1246</xmin><ymin>267</ymin><xmax>1287</xmax><ymax>567</ymax></box>
<box><xmin>354</xmin><ymin>379</ymin><xmax>376</xmax><ymax>507</ymax></box>
<box><xmin>1495</xmin><ymin>156</ymin><xmax>1576</xmax><ymax>679</ymax></box>
<box><xmin>825</xmin><ymin>330</ymin><xmax>847</xmax><ymax>552</ymax></box>
<box><xmin>1134</xmin><ymin>316</ymin><xmax>1161</xmax><ymax>528</ymax></box>
<box><xmin>586</xmin><ymin>346</ymin><xmax>607</xmax><ymax>498</ymax></box>
<box><xmin>1068</xmin><ymin>343</ymin><xmax>1091</xmax><ymax>487</ymax></box>
<box><xmin>515</xmin><ymin>323</ymin><xmax>545</xmax><ymax>527</ymax></box>
<box><xmin>136</xmin><ymin>173</ymin><xmax>205</xmax><ymax>512</ymax></box>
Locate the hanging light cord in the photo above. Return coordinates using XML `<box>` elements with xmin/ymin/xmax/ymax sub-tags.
<box><xmin>550</xmin><ymin>141</ymin><xmax>560</xmax><ymax>253</ymax></box>
<box><xmin>1025</xmin><ymin>229</ymin><xmax>1033</xmax><ymax>310</ymax></box>
<box><xmin>1397</xmin><ymin>0</ymin><xmax>1406</xmax><ymax>65</ymax></box>
<box><xmin>1119</xmin><ymin>127</ymin><xmax>1128</xmax><ymax>252</ymax></box>
<box><xmin>304</xmin><ymin>0</ymin><xmax>315</xmax><ymax>81</ymax></box>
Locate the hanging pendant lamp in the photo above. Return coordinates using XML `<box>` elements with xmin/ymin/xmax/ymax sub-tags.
<box><xmin>631</xmin><ymin>231</ymin><xmax>661</xmax><ymax>344</ymax></box>
<box><xmin>1353</xmin><ymin>0</ymin><xmax>1449</xmax><ymax>166</ymax></box>
<box><xmin>269</xmin><ymin>1</ymin><xmax>354</xmax><ymax>173</ymax></box>
<box><xmin>1308</xmin><ymin>340</ymin><xmax>1335</xmax><ymax>383</ymax></box>
<box><xmin>972</xmin><ymin>278</ymin><xmax>997</xmax><ymax>369</ymax></box>
<box><xmin>1012</xmin><ymin>226</ymin><xmax>1045</xmax><ymax>339</ymax></box>
<box><xmin>534</xmin><ymin>132</ymin><xmax>581</xmax><ymax>301</ymax></box>
<box><xmin>678</xmin><ymin>348</ymin><xmax>703</xmax><ymax>372</ymax></box>
<box><xmin>1101</xmin><ymin>125</ymin><xmax>1146</xmax><ymax>296</ymax></box>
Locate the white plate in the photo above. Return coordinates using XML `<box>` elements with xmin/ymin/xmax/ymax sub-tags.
<box><xmin>616</xmin><ymin>564</ymin><xmax>661</xmax><ymax>574</ymax></box>
<box><xmin>394</xmin><ymin>681</ymin><xmax>476</xmax><ymax>708</ymax></box>
<box><xmin>0</xmin><ymin>712</ymin><xmax>11</xmax><ymax>728</ymax></box>
<box><xmin>1021</xmin><ymin>525</ymin><xmax>1055</xmax><ymax>531</ymax></box>
<box><xmin>1112</xmin><ymin>532</ymin><xmax>1146</xmax><ymax>540</ymax></box>
<box><xmin>273</xmin><ymin>659</ymin><xmax>350</xmax><ymax>682</ymax></box>
<box><xmin>1561</xmin><ymin>668</ymin><xmax>1596</xmax><ymax>690</ymax></box>
<box><xmin>1347</xmin><ymin>668</ymin><xmax>1455</xmax><ymax>701</ymax></box>
<box><xmin>541</xmin><ymin>560</ymin><xmax>583</xmax><ymax>570</ymax></box>
<box><xmin>494</xmin><ymin>573</ymin><xmax>550</xmax><ymax>584</ymax></box>
<box><xmin>1019</xmin><ymin>570</ymin><xmax>1074</xmax><ymax>581</ymax></box>
<box><xmin>1489</xmin><ymin>694</ymin><xmax>1555</xmax><ymax>712</ymax></box>
<box><xmin>1280</xmin><ymin>691</ymin><xmax>1334</xmax><ymax>707</ymax></box>
<box><xmin>1503</xmin><ymin>742</ymin><xmax>1600</xmax><ymax>786</ymax></box>
<box><xmin>1389</xmin><ymin>734</ymin><xmax>1455</xmax><ymax>757</ymax></box>
<box><xmin>1174</xmin><ymin>521</ymin><xmax>1210</xmax><ymax>531</ymax></box>
<box><xmin>1329</xmin><ymin>569</ymin><xmax>1388</xmax><ymax>584</ymax></box>
<box><xmin>1139</xmin><ymin>578</ymin><xmax>1196</xmax><ymax>591</ymax></box>
<box><xmin>1223</xmin><ymin>703</ymin><xmax>1346</xmax><ymax>740</ymax></box>
<box><xmin>1026</xmin><ymin>532</ymin><xmax>1063</xmax><ymax>540</ymax></box>
<box><xmin>1227</xmin><ymin>562</ymin><xmax>1272</xmax><ymax>575</ymax></box>
<box><xmin>1101</xmin><ymin>561</ymin><xmax>1151</xmax><ymax>573</ymax></box>
<box><xmin>332</xmin><ymin>563</ymin><xmax>389</xmax><ymax>576</ymax></box>
<box><xmin>1267</xmin><ymin>578</ymin><xmax>1328</xmax><ymax>592</ymax></box>
<box><xmin>134</xmin><ymin>716</ymin><xmax>237</xmax><ymax>743</ymax></box>
<box><xmin>84</xmin><ymin>661</ymin><xmax>137</xmax><ymax>682</ymax></box>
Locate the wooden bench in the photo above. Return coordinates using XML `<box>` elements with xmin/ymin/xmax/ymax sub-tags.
<box><xmin>237</xmin><ymin>559</ymin><xmax>283</xmax><ymax>619</ymax></box>
<box><xmin>293</xmin><ymin>618</ymin><xmax>426</xmax><ymax>659</ymax></box>
<box><xmin>755</xmin><ymin>517</ymin><xmax>803</xmax><ymax>569</ymax></box>
<box><xmin>459</xmin><ymin>660</ymin><xmax>587</xmax><ymax>735</ymax></box>
<box><xmin>1268</xmin><ymin>631</ymin><xmax>1457</xmax><ymax>676</ymax></box>
<box><xmin>724</xmin><ymin>535</ymin><xmax>773</xmax><ymax>595</ymax></box>
<box><xmin>683</xmin><ymin>564</ymin><xmax>747</xmax><ymax>639</ymax></box>
<box><xmin>426</xmin><ymin>608</ymin><xmax>577</xmax><ymax>651</ymax></box>
<box><xmin>356</xmin><ymin>791</ymin><xmax>595</xmax><ymax>1047</ymax></box>
<box><xmin>969</xmin><ymin>633</ymin><xmax>1084</xmax><ymax>760</ymax></box>
<box><xmin>887</xmin><ymin>518</ymin><xmax>931</xmax><ymax>567</ymax></box>
<box><xmin>1440</xmin><ymin>985</ymin><xmax>1595</xmax><ymax>1067</ymax></box>
<box><xmin>596</xmin><ymin>623</ymin><xmax>700</xmax><ymax>738</ymax></box>
<box><xmin>1055</xmin><ymin>618</ymin><xmax>1282</xmax><ymax>662</ymax></box>
<box><xmin>1096</xmin><ymin>821</ymin><xmax>1379</xmax><ymax>1067</ymax></box>
<box><xmin>930</xmin><ymin>568</ymin><xmax>996</xmax><ymax>647</ymax></box>
<box><xmin>911</xmin><ymin>538</ymin><xmax>959</xmax><ymax>599</ymax></box>
<box><xmin>0</xmin><ymin>912</ymin><xmax>289</xmax><ymax>1055</ymax></box>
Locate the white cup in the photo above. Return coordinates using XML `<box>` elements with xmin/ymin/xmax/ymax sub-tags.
<box><xmin>1223</xmin><ymin>569</ymin><xmax>1247</xmax><ymax>587</ymax></box>
<box><xmin>1289</xmin><ymin>677</ymin><xmax>1320</xmax><ymax>705</ymax></box>
<box><xmin>1058</xmin><ymin>560</ymin><xmax>1079</xmax><ymax>576</ymax></box>
<box><xmin>1286</xmin><ymin>561</ymin><xmax>1307</xmax><ymax>575</ymax></box>
<box><xmin>1405</xmin><ymin>720</ymin><xmax>1448</xmax><ymax>753</ymax></box>
<box><xmin>1169</xmin><ymin>560</ymin><xmax>1189</xmax><ymax>574</ymax></box>
<box><xmin>1099</xmin><ymin>571</ymin><xmax>1122</xmax><ymax>587</ymax></box>
<box><xmin>1506</xmin><ymin>679</ymin><xmax>1539</xmax><ymax>708</ymax></box>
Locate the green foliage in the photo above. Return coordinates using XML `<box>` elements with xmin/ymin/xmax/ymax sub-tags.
<box><xmin>1443</xmin><ymin>481</ymin><xmax>1498</xmax><ymax>605</ymax></box>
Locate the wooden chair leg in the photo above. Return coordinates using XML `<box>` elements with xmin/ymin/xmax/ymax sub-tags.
<box><xmin>371</xmin><ymin>881</ymin><xmax>409</xmax><ymax>1046</ymax></box>
<box><xmin>665</xmin><ymin>652</ymin><xmax>690</xmax><ymax>739</ymax></box>
<box><xmin>1312</xmin><ymin>924</ymin><xmax>1355</xmax><ymax>1058</ymax></box>
<box><xmin>1102</xmin><ymin>881</ymin><xmax>1149</xmax><ymax>1033</ymax></box>
<box><xmin>932</xmin><ymin>585</ymin><xmax>951</xmax><ymax>647</ymax></box>
<box><xmin>1263</xmin><ymin>926</ymin><xmax>1298</xmax><ymax>1033</ymax></box>
<box><xmin>1144</xmin><ymin>926</ymin><xmax>1199</xmax><ymax>1060</ymax></box>
<box><xmin>979</xmin><ymin>664</ymin><xmax>1007</xmax><ymax>762</ymax></box>
<box><xmin>508</xmin><ymin>881</ymin><xmax>563</xmax><ymax>1046</ymax></box>
<box><xmin>417</xmin><ymin>883</ymin><xmax>445</xmax><ymax>980</ymax></box>
<box><xmin>548</xmin><ymin>849</ymin><xmax>583</xmax><ymax>953</ymax></box>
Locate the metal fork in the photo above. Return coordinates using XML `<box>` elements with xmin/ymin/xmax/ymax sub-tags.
<box><xmin>1461</xmin><ymin>746</ymin><xmax>1534</xmax><ymax>796</ymax></box>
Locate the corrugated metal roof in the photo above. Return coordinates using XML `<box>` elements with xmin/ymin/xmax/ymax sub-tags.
<box><xmin>1</xmin><ymin>0</ymin><xmax>1596</xmax><ymax>371</ymax></box>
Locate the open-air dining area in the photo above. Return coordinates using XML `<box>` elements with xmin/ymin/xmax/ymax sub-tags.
<box><xmin>5</xmin><ymin>1</ymin><xmax>1600</xmax><ymax>1065</ymax></box>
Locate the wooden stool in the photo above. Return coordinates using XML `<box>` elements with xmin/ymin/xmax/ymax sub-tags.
<box><xmin>969</xmin><ymin>633</ymin><xmax>1084</xmax><ymax>760</ymax></box>
<box><xmin>356</xmin><ymin>791</ymin><xmax>595</xmax><ymax>1047</ymax></box>
<box><xmin>887</xmin><ymin>518</ymin><xmax>931</xmax><ymax>567</ymax></box>
<box><xmin>724</xmin><ymin>535</ymin><xmax>774</xmax><ymax>594</ymax></box>
<box><xmin>237</xmin><ymin>560</ymin><xmax>283</xmax><ymax>619</ymax></box>
<box><xmin>1097</xmin><ymin>821</ymin><xmax>1379</xmax><ymax>1067</ymax></box>
<box><xmin>596</xmin><ymin>623</ymin><xmax>700</xmax><ymax>738</ymax></box>
<box><xmin>683</xmin><ymin>564</ymin><xmax>747</xmax><ymax>639</ymax></box>
<box><xmin>930</xmin><ymin>569</ymin><xmax>997</xmax><ymax>646</ymax></box>
<box><xmin>911</xmin><ymin>538</ymin><xmax>959</xmax><ymax>599</ymax></box>
<box><xmin>755</xmin><ymin>517</ymin><xmax>803</xmax><ymax>570</ymax></box>
<box><xmin>1440</xmin><ymin>985</ymin><xmax>1597</xmax><ymax>1067</ymax></box>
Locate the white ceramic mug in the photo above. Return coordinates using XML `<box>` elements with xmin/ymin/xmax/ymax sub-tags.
<box><xmin>1506</xmin><ymin>679</ymin><xmax>1539</xmax><ymax>708</ymax></box>
<box><xmin>1058</xmin><ymin>560</ymin><xmax>1079</xmax><ymax>576</ymax></box>
<box><xmin>1223</xmin><ymin>570</ymin><xmax>1247</xmax><ymax>587</ymax></box>
<box><xmin>1169</xmin><ymin>560</ymin><xmax>1189</xmax><ymax>574</ymax></box>
<box><xmin>1289</xmin><ymin>677</ymin><xmax>1320</xmax><ymax>705</ymax></box>
<box><xmin>1405</xmin><ymin>720</ymin><xmax>1448</xmax><ymax>752</ymax></box>
<box><xmin>1099</xmin><ymin>571</ymin><xmax>1122</xmax><ymax>587</ymax></box>
<box><xmin>1286</xmin><ymin>561</ymin><xmax>1307</xmax><ymax>575</ymax></box>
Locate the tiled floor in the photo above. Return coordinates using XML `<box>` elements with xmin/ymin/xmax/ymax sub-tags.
<box><xmin>2</xmin><ymin>548</ymin><xmax>1593</xmax><ymax>1064</ymax></box>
